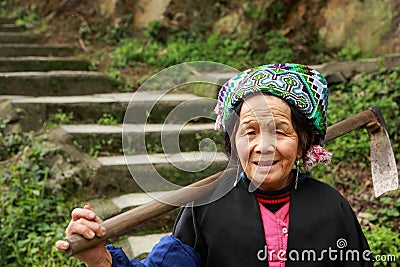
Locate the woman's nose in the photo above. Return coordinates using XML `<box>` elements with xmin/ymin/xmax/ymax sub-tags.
<box><xmin>254</xmin><ymin>132</ymin><xmax>275</xmax><ymax>154</ymax></box>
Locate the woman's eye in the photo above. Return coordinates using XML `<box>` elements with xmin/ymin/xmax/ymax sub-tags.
<box><xmin>276</xmin><ymin>130</ymin><xmax>285</xmax><ymax>135</ymax></box>
<box><xmin>246</xmin><ymin>130</ymin><xmax>256</xmax><ymax>135</ymax></box>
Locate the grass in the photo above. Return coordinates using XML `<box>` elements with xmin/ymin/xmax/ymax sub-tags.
<box><xmin>0</xmin><ymin>130</ymin><xmax>84</xmax><ymax>266</ymax></box>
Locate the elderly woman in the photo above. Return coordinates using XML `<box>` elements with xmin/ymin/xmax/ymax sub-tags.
<box><xmin>56</xmin><ymin>63</ymin><xmax>372</xmax><ymax>266</ymax></box>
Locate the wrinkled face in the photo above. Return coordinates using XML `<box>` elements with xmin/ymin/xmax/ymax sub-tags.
<box><xmin>235</xmin><ymin>94</ymin><xmax>301</xmax><ymax>191</ymax></box>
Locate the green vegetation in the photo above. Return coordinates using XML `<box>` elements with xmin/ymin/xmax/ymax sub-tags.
<box><xmin>14</xmin><ymin>3</ymin><xmax>48</xmax><ymax>33</ymax></box>
<box><xmin>44</xmin><ymin>109</ymin><xmax>74</xmax><ymax>129</ymax></box>
<box><xmin>110</xmin><ymin>30</ymin><xmax>294</xmax><ymax>71</ymax></box>
<box><xmin>363</xmin><ymin>194</ymin><xmax>400</xmax><ymax>233</ymax></box>
<box><xmin>364</xmin><ymin>225</ymin><xmax>400</xmax><ymax>267</ymax></box>
<box><xmin>311</xmin><ymin>67</ymin><xmax>400</xmax><ymax>180</ymax></box>
<box><xmin>0</xmin><ymin>128</ymin><xmax>84</xmax><ymax>266</ymax></box>
<box><xmin>337</xmin><ymin>47</ymin><xmax>362</xmax><ymax>61</ymax></box>
<box><xmin>97</xmin><ymin>113</ymin><xmax>119</xmax><ymax>126</ymax></box>
<box><xmin>78</xmin><ymin>134</ymin><xmax>116</xmax><ymax>158</ymax></box>
<box><xmin>78</xmin><ymin>13</ymin><xmax>134</xmax><ymax>47</ymax></box>
<box><xmin>0</xmin><ymin>0</ymin><xmax>19</xmax><ymax>16</ymax></box>
<box><xmin>363</xmin><ymin>193</ymin><xmax>400</xmax><ymax>266</ymax></box>
<box><xmin>0</xmin><ymin>1</ymin><xmax>48</xmax><ymax>33</ymax></box>
<box><xmin>0</xmin><ymin>125</ymin><xmax>32</xmax><ymax>161</ymax></box>
<box><xmin>106</xmin><ymin>28</ymin><xmax>295</xmax><ymax>90</ymax></box>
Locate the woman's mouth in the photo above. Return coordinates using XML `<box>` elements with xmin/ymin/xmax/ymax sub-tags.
<box><xmin>254</xmin><ymin>160</ymin><xmax>276</xmax><ymax>169</ymax></box>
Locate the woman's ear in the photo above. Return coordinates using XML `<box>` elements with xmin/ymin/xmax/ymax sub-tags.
<box><xmin>296</xmin><ymin>149</ymin><xmax>303</xmax><ymax>160</ymax></box>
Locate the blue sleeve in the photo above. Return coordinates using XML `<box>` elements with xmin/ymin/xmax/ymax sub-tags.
<box><xmin>106</xmin><ymin>244</ymin><xmax>145</xmax><ymax>267</ymax></box>
<box><xmin>106</xmin><ymin>235</ymin><xmax>201</xmax><ymax>267</ymax></box>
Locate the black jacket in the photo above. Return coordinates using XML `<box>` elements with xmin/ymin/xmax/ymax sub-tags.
<box><xmin>174</xmin><ymin>172</ymin><xmax>372</xmax><ymax>267</ymax></box>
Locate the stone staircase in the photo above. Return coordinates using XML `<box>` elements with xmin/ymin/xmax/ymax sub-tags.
<box><xmin>0</xmin><ymin>17</ymin><xmax>227</xmax><ymax>258</ymax></box>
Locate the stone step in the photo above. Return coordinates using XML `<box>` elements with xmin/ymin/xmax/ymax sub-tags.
<box><xmin>92</xmin><ymin>152</ymin><xmax>228</xmax><ymax>197</ymax></box>
<box><xmin>0</xmin><ymin>24</ymin><xmax>26</xmax><ymax>32</ymax></box>
<box><xmin>61</xmin><ymin>123</ymin><xmax>222</xmax><ymax>156</ymax></box>
<box><xmin>107</xmin><ymin>232</ymin><xmax>172</xmax><ymax>259</ymax></box>
<box><xmin>126</xmin><ymin>233</ymin><xmax>171</xmax><ymax>258</ymax></box>
<box><xmin>0</xmin><ymin>56</ymin><xmax>90</xmax><ymax>72</ymax></box>
<box><xmin>0</xmin><ymin>32</ymin><xmax>40</xmax><ymax>43</ymax></box>
<box><xmin>9</xmin><ymin>92</ymin><xmax>216</xmax><ymax>130</ymax></box>
<box><xmin>0</xmin><ymin>71</ymin><xmax>119</xmax><ymax>96</ymax></box>
<box><xmin>0</xmin><ymin>44</ymin><xmax>73</xmax><ymax>57</ymax></box>
<box><xmin>91</xmin><ymin>190</ymin><xmax>175</xmax><ymax>219</ymax></box>
<box><xmin>90</xmin><ymin>190</ymin><xmax>180</xmax><ymax>237</ymax></box>
<box><xmin>90</xmin><ymin>190</ymin><xmax>177</xmax><ymax>258</ymax></box>
<box><xmin>0</xmin><ymin>18</ymin><xmax>15</xmax><ymax>24</ymax></box>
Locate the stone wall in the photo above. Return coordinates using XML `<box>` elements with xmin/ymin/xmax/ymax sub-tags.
<box><xmin>97</xmin><ymin>0</ymin><xmax>399</xmax><ymax>56</ymax></box>
<box><xmin>317</xmin><ymin>0</ymin><xmax>394</xmax><ymax>55</ymax></box>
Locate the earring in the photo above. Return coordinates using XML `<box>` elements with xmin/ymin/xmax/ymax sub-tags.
<box><xmin>233</xmin><ymin>158</ymin><xmax>241</xmax><ymax>187</ymax></box>
<box><xmin>233</xmin><ymin>175</ymin><xmax>240</xmax><ymax>187</ymax></box>
<box><xmin>295</xmin><ymin>159</ymin><xmax>300</xmax><ymax>190</ymax></box>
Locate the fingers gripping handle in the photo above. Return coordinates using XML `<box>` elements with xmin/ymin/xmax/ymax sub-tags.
<box><xmin>65</xmin><ymin>201</ymin><xmax>169</xmax><ymax>255</ymax></box>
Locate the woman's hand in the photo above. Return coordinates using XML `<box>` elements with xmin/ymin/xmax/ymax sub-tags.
<box><xmin>55</xmin><ymin>204</ymin><xmax>112</xmax><ymax>267</ymax></box>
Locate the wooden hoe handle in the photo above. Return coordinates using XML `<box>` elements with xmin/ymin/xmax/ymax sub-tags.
<box><xmin>65</xmin><ymin>108</ymin><xmax>381</xmax><ymax>256</ymax></box>
<box><xmin>65</xmin><ymin>170</ymin><xmax>225</xmax><ymax>256</ymax></box>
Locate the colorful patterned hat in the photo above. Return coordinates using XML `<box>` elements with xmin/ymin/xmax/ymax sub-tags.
<box><xmin>214</xmin><ymin>63</ymin><xmax>329</xmax><ymax>144</ymax></box>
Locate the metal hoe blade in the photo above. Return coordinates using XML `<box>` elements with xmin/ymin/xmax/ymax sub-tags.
<box><xmin>367</xmin><ymin>108</ymin><xmax>399</xmax><ymax>197</ymax></box>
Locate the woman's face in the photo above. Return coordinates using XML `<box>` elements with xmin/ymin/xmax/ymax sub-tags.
<box><xmin>235</xmin><ymin>94</ymin><xmax>301</xmax><ymax>191</ymax></box>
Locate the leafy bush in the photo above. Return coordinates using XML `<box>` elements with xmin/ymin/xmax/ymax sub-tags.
<box><xmin>364</xmin><ymin>225</ymin><xmax>400</xmax><ymax>267</ymax></box>
<box><xmin>0</xmin><ymin>2</ymin><xmax>48</xmax><ymax>33</ymax></box>
<box><xmin>0</xmin><ymin>132</ymin><xmax>83</xmax><ymax>266</ymax></box>
<box><xmin>0</xmin><ymin>129</ymin><xmax>32</xmax><ymax>161</ymax></box>
<box><xmin>15</xmin><ymin>4</ymin><xmax>46</xmax><ymax>29</ymax></box>
<box><xmin>337</xmin><ymin>47</ymin><xmax>362</xmax><ymax>61</ymax></box>
<box><xmin>44</xmin><ymin>109</ymin><xmax>74</xmax><ymax>129</ymax></box>
<box><xmin>364</xmin><ymin>194</ymin><xmax>400</xmax><ymax>233</ymax></box>
<box><xmin>85</xmin><ymin>14</ymin><xmax>134</xmax><ymax>46</ymax></box>
<box><xmin>97</xmin><ymin>113</ymin><xmax>119</xmax><ymax>125</ymax></box>
<box><xmin>111</xmin><ymin>30</ymin><xmax>294</xmax><ymax>70</ymax></box>
<box><xmin>0</xmin><ymin>0</ymin><xmax>21</xmax><ymax>16</ymax></box>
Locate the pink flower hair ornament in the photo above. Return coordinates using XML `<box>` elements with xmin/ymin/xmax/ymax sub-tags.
<box><xmin>303</xmin><ymin>145</ymin><xmax>333</xmax><ymax>172</ymax></box>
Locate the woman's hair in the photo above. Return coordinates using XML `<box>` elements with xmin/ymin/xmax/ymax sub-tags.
<box><xmin>223</xmin><ymin>94</ymin><xmax>315</xmax><ymax>160</ymax></box>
